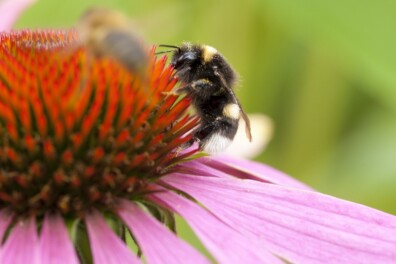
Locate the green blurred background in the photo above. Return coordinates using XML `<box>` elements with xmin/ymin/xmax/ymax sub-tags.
<box><xmin>16</xmin><ymin>0</ymin><xmax>396</xmax><ymax>216</ymax></box>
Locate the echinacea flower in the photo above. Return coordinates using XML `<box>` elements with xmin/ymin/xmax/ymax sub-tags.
<box><xmin>1</xmin><ymin>6</ymin><xmax>396</xmax><ymax>264</ymax></box>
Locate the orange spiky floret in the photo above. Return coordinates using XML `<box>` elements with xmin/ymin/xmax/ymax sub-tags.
<box><xmin>0</xmin><ymin>30</ymin><xmax>198</xmax><ymax>217</ymax></box>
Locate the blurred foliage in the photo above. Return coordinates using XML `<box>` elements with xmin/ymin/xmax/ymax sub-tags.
<box><xmin>15</xmin><ymin>0</ymin><xmax>396</xmax><ymax>215</ymax></box>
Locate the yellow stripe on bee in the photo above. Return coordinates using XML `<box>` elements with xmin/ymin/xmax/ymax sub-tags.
<box><xmin>202</xmin><ymin>45</ymin><xmax>217</xmax><ymax>63</ymax></box>
<box><xmin>223</xmin><ymin>103</ymin><xmax>240</xmax><ymax>119</ymax></box>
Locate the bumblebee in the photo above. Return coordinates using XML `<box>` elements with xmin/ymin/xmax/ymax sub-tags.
<box><xmin>76</xmin><ymin>7</ymin><xmax>148</xmax><ymax>75</ymax></box>
<box><xmin>159</xmin><ymin>43</ymin><xmax>252</xmax><ymax>153</ymax></box>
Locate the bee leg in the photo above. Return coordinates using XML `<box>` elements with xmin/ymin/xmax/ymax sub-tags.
<box><xmin>161</xmin><ymin>91</ymin><xmax>179</xmax><ymax>96</ymax></box>
<box><xmin>178</xmin><ymin>138</ymin><xmax>196</xmax><ymax>150</ymax></box>
<box><xmin>162</xmin><ymin>83</ymin><xmax>195</xmax><ymax>96</ymax></box>
<box><xmin>176</xmin><ymin>79</ymin><xmax>212</xmax><ymax>94</ymax></box>
<box><xmin>175</xmin><ymin>85</ymin><xmax>193</xmax><ymax>94</ymax></box>
<box><xmin>174</xmin><ymin>137</ymin><xmax>198</xmax><ymax>156</ymax></box>
<box><xmin>193</xmin><ymin>125</ymin><xmax>215</xmax><ymax>151</ymax></box>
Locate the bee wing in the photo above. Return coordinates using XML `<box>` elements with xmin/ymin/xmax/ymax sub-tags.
<box><xmin>215</xmin><ymin>71</ymin><xmax>252</xmax><ymax>142</ymax></box>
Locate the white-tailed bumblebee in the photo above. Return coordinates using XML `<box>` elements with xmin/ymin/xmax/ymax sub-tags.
<box><xmin>76</xmin><ymin>7</ymin><xmax>148</xmax><ymax>75</ymax></box>
<box><xmin>158</xmin><ymin>43</ymin><xmax>252</xmax><ymax>153</ymax></box>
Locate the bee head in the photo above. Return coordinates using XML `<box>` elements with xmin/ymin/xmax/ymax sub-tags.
<box><xmin>170</xmin><ymin>44</ymin><xmax>218</xmax><ymax>68</ymax></box>
<box><xmin>167</xmin><ymin>44</ymin><xmax>216</xmax><ymax>83</ymax></box>
<box><xmin>155</xmin><ymin>43</ymin><xmax>195</xmax><ymax>82</ymax></box>
<box><xmin>157</xmin><ymin>43</ymin><xmax>236</xmax><ymax>86</ymax></box>
<box><xmin>168</xmin><ymin>44</ymin><xmax>196</xmax><ymax>70</ymax></box>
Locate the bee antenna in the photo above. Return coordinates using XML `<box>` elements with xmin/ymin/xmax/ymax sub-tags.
<box><xmin>158</xmin><ymin>44</ymin><xmax>180</xmax><ymax>49</ymax></box>
<box><xmin>154</xmin><ymin>50</ymin><xmax>174</xmax><ymax>55</ymax></box>
<box><xmin>158</xmin><ymin>44</ymin><xmax>181</xmax><ymax>53</ymax></box>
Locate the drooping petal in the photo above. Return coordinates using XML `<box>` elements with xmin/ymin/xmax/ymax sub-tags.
<box><xmin>0</xmin><ymin>0</ymin><xmax>37</xmax><ymax>31</ymax></box>
<box><xmin>150</xmin><ymin>189</ymin><xmax>283</xmax><ymax>264</ymax></box>
<box><xmin>175</xmin><ymin>159</ymin><xmax>234</xmax><ymax>179</ymax></box>
<box><xmin>163</xmin><ymin>174</ymin><xmax>396</xmax><ymax>264</ymax></box>
<box><xmin>0</xmin><ymin>209</ymin><xmax>13</xmax><ymax>241</ymax></box>
<box><xmin>85</xmin><ymin>210</ymin><xmax>141</xmax><ymax>264</ymax></box>
<box><xmin>39</xmin><ymin>213</ymin><xmax>79</xmax><ymax>264</ymax></box>
<box><xmin>194</xmin><ymin>155</ymin><xmax>312</xmax><ymax>190</ymax></box>
<box><xmin>117</xmin><ymin>199</ymin><xmax>210</xmax><ymax>264</ymax></box>
<box><xmin>0</xmin><ymin>217</ymin><xmax>39</xmax><ymax>264</ymax></box>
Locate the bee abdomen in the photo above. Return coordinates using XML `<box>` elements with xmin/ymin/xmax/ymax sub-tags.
<box><xmin>196</xmin><ymin>103</ymin><xmax>241</xmax><ymax>153</ymax></box>
<box><xmin>199</xmin><ymin>118</ymin><xmax>239</xmax><ymax>154</ymax></box>
<box><xmin>103</xmin><ymin>30</ymin><xmax>147</xmax><ymax>73</ymax></box>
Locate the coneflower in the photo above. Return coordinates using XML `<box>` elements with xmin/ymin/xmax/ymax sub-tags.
<box><xmin>1</xmin><ymin>18</ymin><xmax>396</xmax><ymax>264</ymax></box>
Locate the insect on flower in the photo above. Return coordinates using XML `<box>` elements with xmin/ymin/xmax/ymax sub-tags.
<box><xmin>0</xmin><ymin>5</ymin><xmax>396</xmax><ymax>264</ymax></box>
<box><xmin>157</xmin><ymin>43</ymin><xmax>252</xmax><ymax>154</ymax></box>
<box><xmin>76</xmin><ymin>7</ymin><xmax>148</xmax><ymax>77</ymax></box>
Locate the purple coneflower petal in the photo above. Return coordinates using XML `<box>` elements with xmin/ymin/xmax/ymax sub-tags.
<box><xmin>0</xmin><ymin>217</ymin><xmax>39</xmax><ymax>264</ymax></box>
<box><xmin>85</xmin><ymin>210</ymin><xmax>141</xmax><ymax>264</ymax></box>
<box><xmin>0</xmin><ymin>210</ymin><xmax>12</xmax><ymax>240</ymax></box>
<box><xmin>0</xmin><ymin>0</ymin><xmax>37</xmax><ymax>31</ymax></box>
<box><xmin>163</xmin><ymin>174</ymin><xmax>396</xmax><ymax>263</ymax></box>
<box><xmin>117</xmin><ymin>199</ymin><xmax>210</xmax><ymax>264</ymax></box>
<box><xmin>176</xmin><ymin>159</ymin><xmax>235</xmax><ymax>179</ymax></box>
<box><xmin>201</xmin><ymin>155</ymin><xmax>312</xmax><ymax>190</ymax></box>
<box><xmin>151</xmin><ymin>190</ymin><xmax>284</xmax><ymax>264</ymax></box>
<box><xmin>39</xmin><ymin>214</ymin><xmax>79</xmax><ymax>264</ymax></box>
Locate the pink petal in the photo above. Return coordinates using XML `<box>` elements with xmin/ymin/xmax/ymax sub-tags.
<box><xmin>85</xmin><ymin>210</ymin><xmax>141</xmax><ymax>264</ymax></box>
<box><xmin>175</xmin><ymin>159</ymin><xmax>233</xmax><ymax>179</ymax></box>
<box><xmin>180</xmin><ymin>155</ymin><xmax>311</xmax><ymax>190</ymax></box>
<box><xmin>117</xmin><ymin>199</ymin><xmax>210</xmax><ymax>264</ymax></box>
<box><xmin>150</xmin><ymin>189</ymin><xmax>283</xmax><ymax>264</ymax></box>
<box><xmin>0</xmin><ymin>0</ymin><xmax>37</xmax><ymax>31</ymax></box>
<box><xmin>164</xmin><ymin>174</ymin><xmax>396</xmax><ymax>264</ymax></box>
<box><xmin>39</xmin><ymin>213</ymin><xmax>79</xmax><ymax>264</ymax></box>
<box><xmin>0</xmin><ymin>217</ymin><xmax>39</xmax><ymax>264</ymax></box>
<box><xmin>0</xmin><ymin>209</ymin><xmax>13</xmax><ymax>241</ymax></box>
<box><xmin>217</xmin><ymin>155</ymin><xmax>312</xmax><ymax>189</ymax></box>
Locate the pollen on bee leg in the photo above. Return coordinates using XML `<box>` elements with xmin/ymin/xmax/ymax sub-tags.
<box><xmin>223</xmin><ymin>103</ymin><xmax>240</xmax><ymax>120</ymax></box>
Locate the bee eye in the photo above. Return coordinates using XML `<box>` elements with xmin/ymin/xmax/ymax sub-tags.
<box><xmin>171</xmin><ymin>52</ymin><xmax>197</xmax><ymax>69</ymax></box>
<box><xmin>178</xmin><ymin>52</ymin><xmax>197</xmax><ymax>63</ymax></box>
<box><xmin>180</xmin><ymin>52</ymin><xmax>197</xmax><ymax>61</ymax></box>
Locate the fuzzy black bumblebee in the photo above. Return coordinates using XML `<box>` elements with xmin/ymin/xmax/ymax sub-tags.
<box><xmin>77</xmin><ymin>7</ymin><xmax>148</xmax><ymax>75</ymax></box>
<box><xmin>159</xmin><ymin>43</ymin><xmax>252</xmax><ymax>153</ymax></box>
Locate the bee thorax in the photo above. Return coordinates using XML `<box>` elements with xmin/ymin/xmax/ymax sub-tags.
<box><xmin>201</xmin><ymin>45</ymin><xmax>218</xmax><ymax>63</ymax></box>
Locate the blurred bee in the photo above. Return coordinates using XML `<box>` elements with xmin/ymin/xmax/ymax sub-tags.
<box><xmin>76</xmin><ymin>7</ymin><xmax>148</xmax><ymax>76</ymax></box>
<box><xmin>158</xmin><ymin>43</ymin><xmax>252</xmax><ymax>153</ymax></box>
